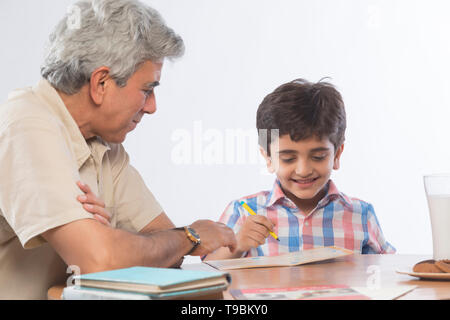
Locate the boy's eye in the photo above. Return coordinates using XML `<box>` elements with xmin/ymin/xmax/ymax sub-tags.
<box><xmin>280</xmin><ymin>157</ymin><xmax>296</xmax><ymax>163</ymax></box>
<box><xmin>311</xmin><ymin>155</ymin><xmax>327</xmax><ymax>161</ymax></box>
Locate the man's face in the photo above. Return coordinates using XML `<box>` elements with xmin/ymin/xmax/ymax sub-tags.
<box><xmin>95</xmin><ymin>60</ymin><xmax>163</xmax><ymax>143</ymax></box>
<box><xmin>263</xmin><ymin>135</ymin><xmax>343</xmax><ymax>204</ymax></box>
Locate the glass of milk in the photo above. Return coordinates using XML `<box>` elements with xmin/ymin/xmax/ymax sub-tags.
<box><xmin>424</xmin><ymin>174</ymin><xmax>450</xmax><ymax>260</ymax></box>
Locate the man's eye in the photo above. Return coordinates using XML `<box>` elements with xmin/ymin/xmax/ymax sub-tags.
<box><xmin>143</xmin><ymin>89</ymin><xmax>153</xmax><ymax>97</ymax></box>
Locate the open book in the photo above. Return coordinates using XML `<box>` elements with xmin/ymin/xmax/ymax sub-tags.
<box><xmin>205</xmin><ymin>246</ymin><xmax>353</xmax><ymax>270</ymax></box>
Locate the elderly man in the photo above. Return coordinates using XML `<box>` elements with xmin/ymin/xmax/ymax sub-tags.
<box><xmin>0</xmin><ymin>0</ymin><xmax>236</xmax><ymax>299</ymax></box>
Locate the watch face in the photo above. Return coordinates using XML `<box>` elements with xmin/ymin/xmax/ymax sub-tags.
<box><xmin>187</xmin><ymin>227</ymin><xmax>200</xmax><ymax>240</ymax></box>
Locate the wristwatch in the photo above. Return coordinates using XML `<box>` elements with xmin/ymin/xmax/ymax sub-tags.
<box><xmin>176</xmin><ymin>226</ymin><xmax>201</xmax><ymax>255</ymax></box>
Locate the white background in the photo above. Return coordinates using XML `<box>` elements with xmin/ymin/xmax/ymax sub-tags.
<box><xmin>2</xmin><ymin>0</ymin><xmax>450</xmax><ymax>256</ymax></box>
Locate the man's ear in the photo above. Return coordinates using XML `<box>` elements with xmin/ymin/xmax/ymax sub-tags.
<box><xmin>259</xmin><ymin>146</ymin><xmax>276</xmax><ymax>174</ymax></box>
<box><xmin>89</xmin><ymin>66</ymin><xmax>111</xmax><ymax>105</ymax></box>
<box><xmin>333</xmin><ymin>143</ymin><xmax>344</xmax><ymax>170</ymax></box>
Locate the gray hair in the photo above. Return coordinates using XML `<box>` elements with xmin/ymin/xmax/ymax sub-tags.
<box><xmin>41</xmin><ymin>0</ymin><xmax>185</xmax><ymax>95</ymax></box>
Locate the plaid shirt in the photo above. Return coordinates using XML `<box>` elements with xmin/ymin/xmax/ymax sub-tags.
<box><xmin>218</xmin><ymin>179</ymin><xmax>395</xmax><ymax>257</ymax></box>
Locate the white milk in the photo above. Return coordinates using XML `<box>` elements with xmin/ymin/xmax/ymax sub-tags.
<box><xmin>426</xmin><ymin>194</ymin><xmax>450</xmax><ymax>260</ymax></box>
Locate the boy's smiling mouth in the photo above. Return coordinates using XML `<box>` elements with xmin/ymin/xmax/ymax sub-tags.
<box><xmin>291</xmin><ymin>177</ymin><xmax>319</xmax><ymax>187</ymax></box>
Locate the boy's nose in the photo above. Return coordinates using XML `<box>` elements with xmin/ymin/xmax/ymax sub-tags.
<box><xmin>295</xmin><ymin>160</ymin><xmax>313</xmax><ymax>177</ymax></box>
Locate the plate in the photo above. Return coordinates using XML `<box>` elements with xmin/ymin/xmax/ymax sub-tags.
<box><xmin>396</xmin><ymin>269</ymin><xmax>450</xmax><ymax>281</ymax></box>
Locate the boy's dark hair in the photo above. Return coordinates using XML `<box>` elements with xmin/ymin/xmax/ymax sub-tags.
<box><xmin>257</xmin><ymin>78</ymin><xmax>346</xmax><ymax>156</ymax></box>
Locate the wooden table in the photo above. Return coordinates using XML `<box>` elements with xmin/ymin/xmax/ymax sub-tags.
<box><xmin>48</xmin><ymin>254</ymin><xmax>450</xmax><ymax>300</ymax></box>
<box><xmin>187</xmin><ymin>254</ymin><xmax>450</xmax><ymax>300</ymax></box>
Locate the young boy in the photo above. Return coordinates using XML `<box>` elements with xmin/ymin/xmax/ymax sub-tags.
<box><xmin>204</xmin><ymin>78</ymin><xmax>395</xmax><ymax>260</ymax></box>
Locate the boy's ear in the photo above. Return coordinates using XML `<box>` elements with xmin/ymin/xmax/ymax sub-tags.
<box><xmin>333</xmin><ymin>144</ymin><xmax>344</xmax><ymax>170</ymax></box>
<box><xmin>259</xmin><ymin>146</ymin><xmax>276</xmax><ymax>174</ymax></box>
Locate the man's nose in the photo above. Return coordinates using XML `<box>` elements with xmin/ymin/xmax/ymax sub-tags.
<box><xmin>143</xmin><ymin>94</ymin><xmax>157</xmax><ymax>114</ymax></box>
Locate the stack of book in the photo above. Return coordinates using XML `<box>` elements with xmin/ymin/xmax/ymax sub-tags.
<box><xmin>63</xmin><ymin>266</ymin><xmax>231</xmax><ymax>300</ymax></box>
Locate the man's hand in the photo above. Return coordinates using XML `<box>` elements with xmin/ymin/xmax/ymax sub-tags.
<box><xmin>235</xmin><ymin>215</ymin><xmax>274</xmax><ymax>254</ymax></box>
<box><xmin>187</xmin><ymin>220</ymin><xmax>237</xmax><ymax>256</ymax></box>
<box><xmin>76</xmin><ymin>181</ymin><xmax>111</xmax><ymax>226</ymax></box>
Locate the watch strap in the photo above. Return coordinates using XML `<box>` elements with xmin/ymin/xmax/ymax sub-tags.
<box><xmin>175</xmin><ymin>226</ymin><xmax>201</xmax><ymax>255</ymax></box>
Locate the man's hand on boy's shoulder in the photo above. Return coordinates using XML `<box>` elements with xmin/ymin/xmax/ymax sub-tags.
<box><xmin>188</xmin><ymin>220</ymin><xmax>237</xmax><ymax>256</ymax></box>
<box><xmin>236</xmin><ymin>215</ymin><xmax>274</xmax><ymax>254</ymax></box>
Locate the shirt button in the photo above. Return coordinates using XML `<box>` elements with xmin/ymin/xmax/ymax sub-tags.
<box><xmin>305</xmin><ymin>221</ymin><xmax>310</xmax><ymax>226</ymax></box>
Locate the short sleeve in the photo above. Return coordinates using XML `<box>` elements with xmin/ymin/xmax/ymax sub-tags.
<box><xmin>108</xmin><ymin>144</ymin><xmax>163</xmax><ymax>233</ymax></box>
<box><xmin>363</xmin><ymin>204</ymin><xmax>396</xmax><ymax>254</ymax></box>
<box><xmin>0</xmin><ymin>118</ymin><xmax>93</xmax><ymax>249</ymax></box>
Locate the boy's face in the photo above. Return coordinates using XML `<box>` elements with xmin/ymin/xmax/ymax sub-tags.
<box><xmin>262</xmin><ymin>135</ymin><xmax>344</xmax><ymax>205</ymax></box>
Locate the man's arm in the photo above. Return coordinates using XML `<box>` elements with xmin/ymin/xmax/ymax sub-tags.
<box><xmin>138</xmin><ymin>211</ymin><xmax>183</xmax><ymax>268</ymax></box>
<box><xmin>76</xmin><ymin>184</ymin><xmax>185</xmax><ymax>268</ymax></box>
<box><xmin>42</xmin><ymin>218</ymin><xmax>236</xmax><ymax>274</ymax></box>
<box><xmin>139</xmin><ymin>212</ymin><xmax>176</xmax><ymax>233</ymax></box>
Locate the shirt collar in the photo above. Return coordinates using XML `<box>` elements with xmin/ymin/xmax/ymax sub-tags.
<box><xmin>266</xmin><ymin>179</ymin><xmax>352</xmax><ymax>210</ymax></box>
<box><xmin>32</xmin><ymin>79</ymin><xmax>110</xmax><ymax>169</ymax></box>
<box><xmin>318</xmin><ymin>180</ymin><xmax>353</xmax><ymax>209</ymax></box>
<box><xmin>266</xmin><ymin>180</ymin><xmax>291</xmax><ymax>208</ymax></box>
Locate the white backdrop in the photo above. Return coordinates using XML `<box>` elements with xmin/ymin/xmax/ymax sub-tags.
<box><xmin>2</xmin><ymin>0</ymin><xmax>450</xmax><ymax>256</ymax></box>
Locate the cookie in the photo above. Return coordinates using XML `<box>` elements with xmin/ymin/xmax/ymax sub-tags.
<box><xmin>413</xmin><ymin>259</ymin><xmax>444</xmax><ymax>273</ymax></box>
<box><xmin>435</xmin><ymin>260</ymin><xmax>450</xmax><ymax>273</ymax></box>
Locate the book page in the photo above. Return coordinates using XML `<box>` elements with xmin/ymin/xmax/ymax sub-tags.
<box><xmin>205</xmin><ymin>246</ymin><xmax>353</xmax><ymax>270</ymax></box>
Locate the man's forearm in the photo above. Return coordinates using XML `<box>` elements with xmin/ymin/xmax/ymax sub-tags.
<box><xmin>95</xmin><ymin>226</ymin><xmax>194</xmax><ymax>272</ymax></box>
<box><xmin>112</xmin><ymin>228</ymin><xmax>190</xmax><ymax>269</ymax></box>
<box><xmin>43</xmin><ymin>219</ymin><xmax>192</xmax><ymax>274</ymax></box>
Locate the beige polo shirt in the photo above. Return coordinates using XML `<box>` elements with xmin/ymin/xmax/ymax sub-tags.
<box><xmin>0</xmin><ymin>79</ymin><xmax>163</xmax><ymax>299</ymax></box>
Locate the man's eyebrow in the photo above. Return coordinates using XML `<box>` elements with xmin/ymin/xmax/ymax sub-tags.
<box><xmin>144</xmin><ymin>81</ymin><xmax>160</xmax><ymax>88</ymax></box>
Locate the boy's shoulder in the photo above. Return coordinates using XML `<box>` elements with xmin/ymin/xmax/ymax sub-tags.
<box><xmin>327</xmin><ymin>180</ymin><xmax>374</xmax><ymax>213</ymax></box>
<box><xmin>334</xmin><ymin>190</ymin><xmax>376</xmax><ymax>216</ymax></box>
<box><xmin>227</xmin><ymin>189</ymin><xmax>272</xmax><ymax>206</ymax></box>
<box><xmin>222</xmin><ymin>188</ymin><xmax>277</xmax><ymax>216</ymax></box>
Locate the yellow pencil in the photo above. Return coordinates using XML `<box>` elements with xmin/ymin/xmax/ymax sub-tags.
<box><xmin>240</xmin><ymin>201</ymin><xmax>280</xmax><ymax>242</ymax></box>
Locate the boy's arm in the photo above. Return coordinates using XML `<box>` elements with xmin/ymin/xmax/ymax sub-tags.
<box><xmin>363</xmin><ymin>204</ymin><xmax>396</xmax><ymax>254</ymax></box>
<box><xmin>203</xmin><ymin>246</ymin><xmax>245</xmax><ymax>260</ymax></box>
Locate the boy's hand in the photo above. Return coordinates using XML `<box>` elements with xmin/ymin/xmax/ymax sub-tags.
<box><xmin>76</xmin><ymin>181</ymin><xmax>111</xmax><ymax>226</ymax></box>
<box><xmin>235</xmin><ymin>215</ymin><xmax>274</xmax><ymax>254</ymax></box>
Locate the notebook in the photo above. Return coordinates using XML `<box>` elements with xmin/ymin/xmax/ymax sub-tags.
<box><xmin>63</xmin><ymin>283</ymin><xmax>227</xmax><ymax>300</ymax></box>
<box><xmin>230</xmin><ymin>285</ymin><xmax>416</xmax><ymax>300</ymax></box>
<box><xmin>204</xmin><ymin>246</ymin><xmax>353</xmax><ymax>270</ymax></box>
<box><xmin>73</xmin><ymin>266</ymin><xmax>231</xmax><ymax>295</ymax></box>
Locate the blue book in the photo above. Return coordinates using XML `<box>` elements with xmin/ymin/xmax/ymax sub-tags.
<box><xmin>73</xmin><ymin>266</ymin><xmax>231</xmax><ymax>296</ymax></box>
